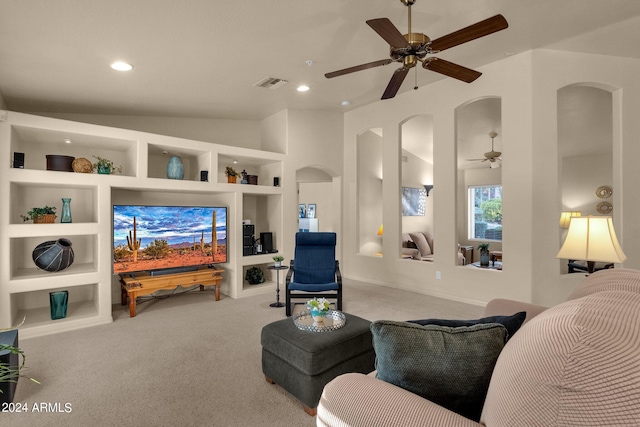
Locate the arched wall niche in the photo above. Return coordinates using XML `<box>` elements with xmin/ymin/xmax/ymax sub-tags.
<box><xmin>455</xmin><ymin>96</ymin><xmax>503</xmax><ymax>266</ymax></box>
<box><xmin>557</xmin><ymin>83</ymin><xmax>615</xmax><ymax>274</ymax></box>
<box><xmin>399</xmin><ymin>114</ymin><xmax>434</xmax><ymax>259</ymax></box>
<box><xmin>357</xmin><ymin>127</ymin><xmax>383</xmax><ymax>255</ymax></box>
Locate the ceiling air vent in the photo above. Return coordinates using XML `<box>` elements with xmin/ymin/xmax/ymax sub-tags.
<box><xmin>254</xmin><ymin>77</ymin><xmax>289</xmax><ymax>89</ymax></box>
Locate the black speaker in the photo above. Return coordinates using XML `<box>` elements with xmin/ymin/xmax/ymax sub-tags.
<box><xmin>13</xmin><ymin>152</ymin><xmax>24</xmax><ymax>169</ymax></box>
<box><xmin>260</xmin><ymin>232</ymin><xmax>273</xmax><ymax>253</ymax></box>
<box><xmin>200</xmin><ymin>170</ymin><xmax>208</xmax><ymax>181</ymax></box>
<box><xmin>273</xmin><ymin>177</ymin><xmax>280</xmax><ymax>187</ymax></box>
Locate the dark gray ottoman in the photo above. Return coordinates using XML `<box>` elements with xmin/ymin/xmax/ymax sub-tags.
<box><xmin>261</xmin><ymin>312</ymin><xmax>375</xmax><ymax>416</ymax></box>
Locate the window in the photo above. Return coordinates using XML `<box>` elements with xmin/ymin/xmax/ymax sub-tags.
<box><xmin>469</xmin><ymin>185</ymin><xmax>502</xmax><ymax>241</ymax></box>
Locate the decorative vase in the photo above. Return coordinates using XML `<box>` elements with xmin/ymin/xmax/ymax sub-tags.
<box><xmin>97</xmin><ymin>164</ymin><xmax>111</xmax><ymax>174</ymax></box>
<box><xmin>167</xmin><ymin>155</ymin><xmax>184</xmax><ymax>180</ymax></box>
<box><xmin>49</xmin><ymin>290</ymin><xmax>69</xmax><ymax>320</ymax></box>
<box><xmin>480</xmin><ymin>251</ymin><xmax>490</xmax><ymax>267</ymax></box>
<box><xmin>61</xmin><ymin>198</ymin><xmax>72</xmax><ymax>223</ymax></box>
<box><xmin>274</xmin><ymin>261</ymin><xmax>282</xmax><ymax>268</ymax></box>
<box><xmin>32</xmin><ymin>238</ymin><xmax>74</xmax><ymax>272</ymax></box>
<box><xmin>310</xmin><ymin>309</ymin><xmax>328</xmax><ymax>323</ymax></box>
<box><xmin>228</xmin><ymin>175</ymin><xmax>236</xmax><ymax>183</ymax></box>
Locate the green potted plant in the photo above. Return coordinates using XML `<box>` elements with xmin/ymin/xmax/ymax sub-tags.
<box><xmin>477</xmin><ymin>242</ymin><xmax>490</xmax><ymax>266</ymax></box>
<box><xmin>225</xmin><ymin>166</ymin><xmax>238</xmax><ymax>183</ymax></box>
<box><xmin>20</xmin><ymin>206</ymin><xmax>57</xmax><ymax>223</ymax></box>
<box><xmin>244</xmin><ymin>267</ymin><xmax>265</xmax><ymax>285</ymax></box>
<box><xmin>273</xmin><ymin>255</ymin><xmax>284</xmax><ymax>268</ymax></box>
<box><xmin>92</xmin><ymin>155</ymin><xmax>122</xmax><ymax>175</ymax></box>
<box><xmin>1</xmin><ymin>318</ymin><xmax>39</xmax><ymax>404</ymax></box>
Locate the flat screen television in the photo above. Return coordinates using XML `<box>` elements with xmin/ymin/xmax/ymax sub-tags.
<box><xmin>113</xmin><ymin>205</ymin><xmax>227</xmax><ymax>275</ymax></box>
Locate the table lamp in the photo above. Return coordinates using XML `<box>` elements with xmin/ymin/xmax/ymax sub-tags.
<box><xmin>556</xmin><ymin>215</ymin><xmax>626</xmax><ymax>274</ymax></box>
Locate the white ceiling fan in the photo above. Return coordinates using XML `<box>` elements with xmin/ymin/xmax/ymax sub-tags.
<box><xmin>466</xmin><ymin>132</ymin><xmax>502</xmax><ymax>168</ymax></box>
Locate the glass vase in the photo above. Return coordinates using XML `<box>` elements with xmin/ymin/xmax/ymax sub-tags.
<box><xmin>49</xmin><ymin>290</ymin><xmax>69</xmax><ymax>320</ymax></box>
<box><xmin>310</xmin><ymin>308</ymin><xmax>328</xmax><ymax>323</ymax></box>
<box><xmin>61</xmin><ymin>198</ymin><xmax>72</xmax><ymax>223</ymax></box>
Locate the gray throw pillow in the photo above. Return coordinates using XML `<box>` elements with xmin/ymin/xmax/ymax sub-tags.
<box><xmin>407</xmin><ymin>311</ymin><xmax>526</xmax><ymax>341</ymax></box>
<box><xmin>370</xmin><ymin>320</ymin><xmax>507</xmax><ymax>422</ymax></box>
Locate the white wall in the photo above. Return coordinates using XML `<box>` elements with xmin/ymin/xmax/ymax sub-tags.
<box><xmin>280</xmin><ymin>109</ymin><xmax>344</xmax><ymax>262</ymax></box>
<box><xmin>401</xmin><ymin>150</ymin><xmax>433</xmax><ymax>237</ymax></box>
<box><xmin>357</xmin><ymin>130</ymin><xmax>383</xmax><ymax>254</ymax></box>
<box><xmin>561</xmin><ymin>154</ymin><xmax>613</xmax><ymax>215</ymax></box>
<box><xmin>343</xmin><ymin>49</ymin><xmax>640</xmax><ymax>307</ymax></box>
<box><xmin>32</xmin><ymin>113</ymin><xmax>262</xmax><ymax>150</ymax></box>
<box><xmin>299</xmin><ymin>182</ymin><xmax>337</xmax><ymax>232</ymax></box>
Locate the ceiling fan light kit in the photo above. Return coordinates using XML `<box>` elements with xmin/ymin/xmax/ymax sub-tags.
<box><xmin>325</xmin><ymin>0</ymin><xmax>508</xmax><ymax>99</ymax></box>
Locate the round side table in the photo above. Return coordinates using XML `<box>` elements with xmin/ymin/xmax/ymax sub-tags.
<box><xmin>268</xmin><ymin>265</ymin><xmax>289</xmax><ymax>308</ymax></box>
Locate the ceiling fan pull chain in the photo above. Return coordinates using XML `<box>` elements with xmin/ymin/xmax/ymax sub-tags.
<box><xmin>414</xmin><ymin>67</ymin><xmax>418</xmax><ymax>90</ymax></box>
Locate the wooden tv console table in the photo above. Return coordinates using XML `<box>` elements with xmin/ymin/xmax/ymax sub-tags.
<box><xmin>119</xmin><ymin>268</ymin><xmax>223</xmax><ymax>317</ymax></box>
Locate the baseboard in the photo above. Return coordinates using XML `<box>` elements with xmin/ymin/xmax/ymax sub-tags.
<box><xmin>343</xmin><ymin>274</ymin><xmax>485</xmax><ymax>307</ymax></box>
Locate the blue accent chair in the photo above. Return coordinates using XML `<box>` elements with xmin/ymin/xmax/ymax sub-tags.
<box><xmin>285</xmin><ymin>232</ymin><xmax>342</xmax><ymax>316</ymax></box>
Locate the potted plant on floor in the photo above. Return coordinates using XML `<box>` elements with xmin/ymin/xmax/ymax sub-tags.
<box><xmin>20</xmin><ymin>206</ymin><xmax>57</xmax><ymax>223</ymax></box>
<box><xmin>477</xmin><ymin>242</ymin><xmax>490</xmax><ymax>267</ymax></box>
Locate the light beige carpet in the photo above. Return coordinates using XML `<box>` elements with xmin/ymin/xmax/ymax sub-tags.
<box><xmin>5</xmin><ymin>278</ymin><xmax>482</xmax><ymax>427</ymax></box>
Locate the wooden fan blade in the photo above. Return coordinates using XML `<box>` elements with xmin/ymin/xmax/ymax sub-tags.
<box><xmin>423</xmin><ymin>58</ymin><xmax>481</xmax><ymax>83</ymax></box>
<box><xmin>382</xmin><ymin>67</ymin><xmax>409</xmax><ymax>99</ymax></box>
<box><xmin>325</xmin><ymin>59</ymin><xmax>393</xmax><ymax>79</ymax></box>
<box><xmin>429</xmin><ymin>15</ymin><xmax>508</xmax><ymax>52</ymax></box>
<box><xmin>366</xmin><ymin>18</ymin><xmax>410</xmax><ymax>48</ymax></box>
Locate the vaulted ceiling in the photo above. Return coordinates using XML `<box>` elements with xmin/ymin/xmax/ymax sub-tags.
<box><xmin>1</xmin><ymin>0</ymin><xmax>640</xmax><ymax>121</ymax></box>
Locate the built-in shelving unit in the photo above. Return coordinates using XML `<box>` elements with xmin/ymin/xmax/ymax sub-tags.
<box><xmin>0</xmin><ymin>111</ymin><xmax>285</xmax><ymax>337</ymax></box>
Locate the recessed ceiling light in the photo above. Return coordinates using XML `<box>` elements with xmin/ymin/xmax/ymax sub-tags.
<box><xmin>297</xmin><ymin>85</ymin><xmax>310</xmax><ymax>92</ymax></box>
<box><xmin>341</xmin><ymin>100</ymin><xmax>351</xmax><ymax>106</ymax></box>
<box><xmin>64</xmin><ymin>138</ymin><xmax>72</xmax><ymax>144</ymax></box>
<box><xmin>110</xmin><ymin>61</ymin><xmax>133</xmax><ymax>71</ymax></box>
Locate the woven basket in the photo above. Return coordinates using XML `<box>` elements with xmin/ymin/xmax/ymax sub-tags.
<box><xmin>33</xmin><ymin>214</ymin><xmax>56</xmax><ymax>224</ymax></box>
<box><xmin>72</xmin><ymin>157</ymin><xmax>93</xmax><ymax>173</ymax></box>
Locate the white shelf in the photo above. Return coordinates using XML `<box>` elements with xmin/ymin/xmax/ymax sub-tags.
<box><xmin>6</xmin><ymin>223</ymin><xmax>100</xmax><ymax>238</ymax></box>
<box><xmin>9</xmin><ymin>266</ymin><xmax>99</xmax><ymax>291</ymax></box>
<box><xmin>241</xmin><ymin>253</ymin><xmax>282</xmax><ymax>266</ymax></box>
<box><xmin>0</xmin><ymin>111</ymin><xmax>285</xmax><ymax>336</ymax></box>
<box><xmin>15</xmin><ymin>301</ymin><xmax>110</xmax><ymax>339</ymax></box>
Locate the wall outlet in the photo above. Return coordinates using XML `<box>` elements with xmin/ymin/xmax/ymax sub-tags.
<box><xmin>436</xmin><ymin>271</ymin><xmax>442</xmax><ymax>280</ymax></box>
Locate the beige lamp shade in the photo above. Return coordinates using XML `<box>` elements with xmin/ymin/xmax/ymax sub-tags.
<box><xmin>556</xmin><ymin>216</ymin><xmax>626</xmax><ymax>264</ymax></box>
<box><xmin>559</xmin><ymin>211</ymin><xmax>582</xmax><ymax>229</ymax></box>
<box><xmin>377</xmin><ymin>224</ymin><xmax>383</xmax><ymax>236</ymax></box>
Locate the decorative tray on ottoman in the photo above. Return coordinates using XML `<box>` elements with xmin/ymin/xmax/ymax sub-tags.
<box><xmin>293</xmin><ymin>310</ymin><xmax>346</xmax><ymax>332</ymax></box>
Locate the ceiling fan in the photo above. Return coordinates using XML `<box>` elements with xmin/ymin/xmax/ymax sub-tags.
<box><xmin>466</xmin><ymin>132</ymin><xmax>501</xmax><ymax>168</ymax></box>
<box><xmin>325</xmin><ymin>0</ymin><xmax>508</xmax><ymax>99</ymax></box>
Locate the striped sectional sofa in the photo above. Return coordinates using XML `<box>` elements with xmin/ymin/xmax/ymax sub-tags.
<box><xmin>317</xmin><ymin>268</ymin><xmax>640</xmax><ymax>427</ymax></box>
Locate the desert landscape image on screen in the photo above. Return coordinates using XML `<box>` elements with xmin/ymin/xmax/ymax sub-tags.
<box><xmin>113</xmin><ymin>205</ymin><xmax>227</xmax><ymax>274</ymax></box>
